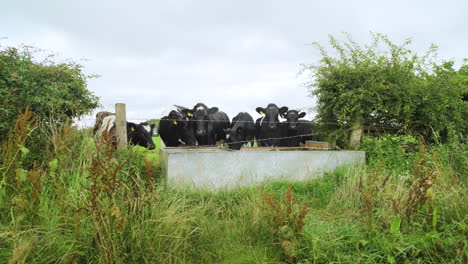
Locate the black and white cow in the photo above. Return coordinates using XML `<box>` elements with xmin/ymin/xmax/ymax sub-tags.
<box><xmin>282</xmin><ymin>110</ymin><xmax>314</xmax><ymax>147</ymax></box>
<box><xmin>158</xmin><ymin>105</ymin><xmax>197</xmax><ymax>147</ymax></box>
<box><xmin>192</xmin><ymin>103</ymin><xmax>230</xmax><ymax>146</ymax></box>
<box><xmin>224</xmin><ymin>112</ymin><xmax>256</xmax><ymax>150</ymax></box>
<box><xmin>255</xmin><ymin>104</ymin><xmax>288</xmax><ymax>147</ymax></box>
<box><xmin>93</xmin><ymin>112</ymin><xmax>156</xmax><ymax>150</ymax></box>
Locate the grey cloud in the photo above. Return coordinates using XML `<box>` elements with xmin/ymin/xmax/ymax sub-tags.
<box><xmin>2</xmin><ymin>0</ymin><xmax>468</xmax><ymax>126</ymax></box>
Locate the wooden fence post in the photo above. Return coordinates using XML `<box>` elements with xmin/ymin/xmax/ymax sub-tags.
<box><xmin>349</xmin><ymin>124</ymin><xmax>363</xmax><ymax>149</ymax></box>
<box><xmin>115</xmin><ymin>103</ymin><xmax>127</xmax><ymax>149</ymax></box>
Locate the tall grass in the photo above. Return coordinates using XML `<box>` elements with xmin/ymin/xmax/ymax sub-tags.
<box><xmin>0</xmin><ymin>112</ymin><xmax>466</xmax><ymax>263</ymax></box>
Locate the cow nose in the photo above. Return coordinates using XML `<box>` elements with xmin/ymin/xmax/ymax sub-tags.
<box><xmin>196</xmin><ymin>130</ymin><xmax>206</xmax><ymax>135</ymax></box>
<box><xmin>148</xmin><ymin>144</ymin><xmax>155</xmax><ymax>150</ymax></box>
<box><xmin>268</xmin><ymin>123</ymin><xmax>276</xmax><ymax>129</ymax></box>
<box><xmin>290</xmin><ymin>125</ymin><xmax>296</xmax><ymax>129</ymax></box>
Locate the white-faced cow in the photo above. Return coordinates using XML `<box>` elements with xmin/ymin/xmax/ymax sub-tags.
<box><xmin>281</xmin><ymin>110</ymin><xmax>315</xmax><ymax>147</ymax></box>
<box><xmin>192</xmin><ymin>103</ymin><xmax>230</xmax><ymax>146</ymax></box>
<box><xmin>93</xmin><ymin>112</ymin><xmax>156</xmax><ymax>150</ymax></box>
<box><xmin>158</xmin><ymin>105</ymin><xmax>197</xmax><ymax>147</ymax></box>
<box><xmin>224</xmin><ymin>112</ymin><xmax>255</xmax><ymax>150</ymax></box>
<box><xmin>255</xmin><ymin>104</ymin><xmax>288</xmax><ymax>147</ymax></box>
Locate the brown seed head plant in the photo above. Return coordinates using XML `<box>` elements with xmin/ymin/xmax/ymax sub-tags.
<box><xmin>260</xmin><ymin>185</ymin><xmax>311</xmax><ymax>263</ymax></box>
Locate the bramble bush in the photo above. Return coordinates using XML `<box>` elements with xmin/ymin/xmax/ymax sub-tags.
<box><xmin>303</xmin><ymin>33</ymin><xmax>468</xmax><ymax>148</ymax></box>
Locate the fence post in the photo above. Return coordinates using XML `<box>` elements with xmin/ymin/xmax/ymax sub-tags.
<box><xmin>115</xmin><ymin>103</ymin><xmax>127</xmax><ymax>149</ymax></box>
<box><xmin>349</xmin><ymin>123</ymin><xmax>363</xmax><ymax>149</ymax></box>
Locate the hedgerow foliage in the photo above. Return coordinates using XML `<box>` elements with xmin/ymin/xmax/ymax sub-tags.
<box><xmin>304</xmin><ymin>33</ymin><xmax>467</xmax><ymax>146</ymax></box>
<box><xmin>0</xmin><ymin>45</ymin><xmax>99</xmax><ymax>140</ymax></box>
<box><xmin>0</xmin><ymin>45</ymin><xmax>99</xmax><ymax>166</ymax></box>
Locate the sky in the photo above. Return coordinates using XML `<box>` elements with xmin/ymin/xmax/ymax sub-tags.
<box><xmin>2</xmin><ymin>0</ymin><xmax>467</xmax><ymax>126</ymax></box>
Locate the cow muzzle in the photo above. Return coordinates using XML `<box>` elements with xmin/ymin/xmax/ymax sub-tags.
<box><xmin>196</xmin><ymin>130</ymin><xmax>206</xmax><ymax>136</ymax></box>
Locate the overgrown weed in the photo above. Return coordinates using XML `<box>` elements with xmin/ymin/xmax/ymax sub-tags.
<box><xmin>260</xmin><ymin>185</ymin><xmax>311</xmax><ymax>263</ymax></box>
<box><xmin>0</xmin><ymin>111</ymin><xmax>466</xmax><ymax>263</ymax></box>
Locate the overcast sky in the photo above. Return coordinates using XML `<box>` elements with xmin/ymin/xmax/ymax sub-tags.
<box><xmin>2</xmin><ymin>0</ymin><xmax>467</xmax><ymax>125</ymax></box>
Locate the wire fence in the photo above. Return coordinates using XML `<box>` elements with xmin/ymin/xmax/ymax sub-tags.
<box><xmin>75</xmin><ymin>117</ymin><xmax>405</xmax><ymax>127</ymax></box>
<box><xmin>27</xmin><ymin>115</ymin><xmax>416</xmax><ymax>151</ymax></box>
<box><xmin>72</xmin><ymin>106</ymin><xmax>409</xmax><ymax>149</ymax></box>
<box><xmin>194</xmin><ymin>132</ymin><xmax>325</xmax><ymax>149</ymax></box>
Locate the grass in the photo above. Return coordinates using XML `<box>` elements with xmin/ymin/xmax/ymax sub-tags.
<box><xmin>129</xmin><ymin>136</ymin><xmax>161</xmax><ymax>167</ymax></box>
<box><xmin>0</xmin><ymin>121</ymin><xmax>467</xmax><ymax>263</ymax></box>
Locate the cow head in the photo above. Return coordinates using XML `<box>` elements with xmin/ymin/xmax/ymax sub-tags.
<box><xmin>256</xmin><ymin>104</ymin><xmax>288</xmax><ymax>129</ymax></box>
<box><xmin>178</xmin><ymin>109</ymin><xmax>197</xmax><ymax>145</ymax></box>
<box><xmin>284</xmin><ymin>110</ymin><xmax>306</xmax><ymax>130</ymax></box>
<box><xmin>127</xmin><ymin>122</ymin><xmax>156</xmax><ymax>150</ymax></box>
<box><xmin>167</xmin><ymin>109</ymin><xmax>197</xmax><ymax>146</ymax></box>
<box><xmin>192</xmin><ymin>103</ymin><xmax>218</xmax><ymax>136</ymax></box>
<box><xmin>223</xmin><ymin>127</ymin><xmax>245</xmax><ymax>150</ymax></box>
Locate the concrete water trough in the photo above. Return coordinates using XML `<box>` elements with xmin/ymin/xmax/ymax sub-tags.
<box><xmin>160</xmin><ymin>146</ymin><xmax>365</xmax><ymax>190</ymax></box>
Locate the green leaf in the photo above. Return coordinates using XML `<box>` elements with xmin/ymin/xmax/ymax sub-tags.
<box><xmin>48</xmin><ymin>158</ymin><xmax>59</xmax><ymax>174</ymax></box>
<box><xmin>390</xmin><ymin>216</ymin><xmax>401</xmax><ymax>235</ymax></box>
<box><xmin>432</xmin><ymin>207</ymin><xmax>438</xmax><ymax>230</ymax></box>
<box><xmin>20</xmin><ymin>146</ymin><xmax>30</xmax><ymax>159</ymax></box>
<box><xmin>16</xmin><ymin>168</ymin><xmax>29</xmax><ymax>183</ymax></box>
<box><xmin>358</xmin><ymin>240</ymin><xmax>369</xmax><ymax>247</ymax></box>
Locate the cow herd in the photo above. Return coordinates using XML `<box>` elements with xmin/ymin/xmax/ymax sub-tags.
<box><xmin>93</xmin><ymin>111</ymin><xmax>156</xmax><ymax>150</ymax></box>
<box><xmin>94</xmin><ymin>103</ymin><xmax>314</xmax><ymax>151</ymax></box>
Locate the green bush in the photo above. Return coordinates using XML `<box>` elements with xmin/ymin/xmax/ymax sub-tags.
<box><xmin>0</xmin><ymin>45</ymin><xmax>99</xmax><ymax>167</ymax></box>
<box><xmin>360</xmin><ymin>135</ymin><xmax>419</xmax><ymax>172</ymax></box>
<box><xmin>303</xmin><ymin>33</ymin><xmax>468</xmax><ymax>147</ymax></box>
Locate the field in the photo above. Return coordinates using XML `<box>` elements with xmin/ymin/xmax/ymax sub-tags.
<box><xmin>2</xmin><ymin>29</ymin><xmax>466</xmax><ymax>263</ymax></box>
<box><xmin>133</xmin><ymin>137</ymin><xmax>162</xmax><ymax>166</ymax></box>
<box><xmin>1</xmin><ymin>127</ymin><xmax>467</xmax><ymax>264</ymax></box>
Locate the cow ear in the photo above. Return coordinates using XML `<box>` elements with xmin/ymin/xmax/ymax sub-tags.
<box><xmin>298</xmin><ymin>112</ymin><xmax>306</xmax><ymax>118</ymax></box>
<box><xmin>127</xmin><ymin>122</ymin><xmax>137</xmax><ymax>131</ymax></box>
<box><xmin>150</xmin><ymin>123</ymin><xmax>155</xmax><ymax>129</ymax></box>
<box><xmin>208</xmin><ymin>107</ymin><xmax>219</xmax><ymax>114</ymax></box>
<box><xmin>279</xmin><ymin>106</ymin><xmax>289</xmax><ymax>116</ymax></box>
<box><xmin>256</xmin><ymin>107</ymin><xmax>265</xmax><ymax>115</ymax></box>
<box><xmin>181</xmin><ymin>109</ymin><xmax>193</xmax><ymax>117</ymax></box>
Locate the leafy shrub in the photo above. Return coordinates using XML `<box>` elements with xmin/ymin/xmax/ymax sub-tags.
<box><xmin>360</xmin><ymin>135</ymin><xmax>419</xmax><ymax>172</ymax></box>
<box><xmin>0</xmin><ymin>45</ymin><xmax>99</xmax><ymax>166</ymax></box>
<box><xmin>303</xmin><ymin>33</ymin><xmax>468</xmax><ymax>147</ymax></box>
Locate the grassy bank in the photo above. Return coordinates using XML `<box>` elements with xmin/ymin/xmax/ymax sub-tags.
<box><xmin>0</xmin><ymin>123</ymin><xmax>466</xmax><ymax>263</ymax></box>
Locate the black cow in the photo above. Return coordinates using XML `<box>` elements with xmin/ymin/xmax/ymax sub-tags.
<box><xmin>255</xmin><ymin>104</ymin><xmax>288</xmax><ymax>147</ymax></box>
<box><xmin>192</xmin><ymin>103</ymin><xmax>230</xmax><ymax>146</ymax></box>
<box><xmin>158</xmin><ymin>105</ymin><xmax>197</xmax><ymax>147</ymax></box>
<box><xmin>94</xmin><ymin>112</ymin><xmax>156</xmax><ymax>150</ymax></box>
<box><xmin>224</xmin><ymin>112</ymin><xmax>255</xmax><ymax>150</ymax></box>
<box><xmin>281</xmin><ymin>110</ymin><xmax>314</xmax><ymax>147</ymax></box>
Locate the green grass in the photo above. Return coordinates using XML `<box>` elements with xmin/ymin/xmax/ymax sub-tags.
<box><xmin>1</xmin><ymin>130</ymin><xmax>466</xmax><ymax>263</ymax></box>
<box><xmin>132</xmin><ymin>136</ymin><xmax>161</xmax><ymax>167</ymax></box>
